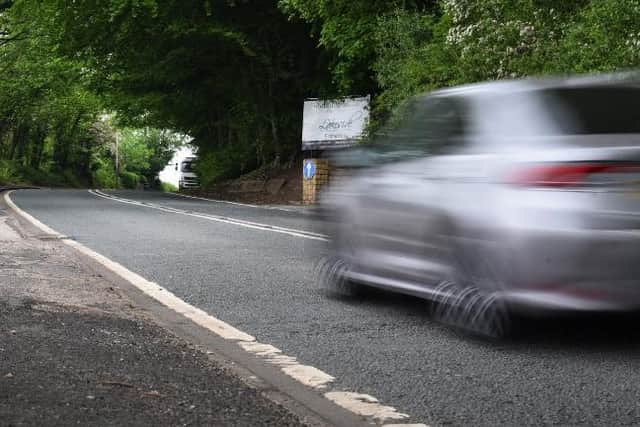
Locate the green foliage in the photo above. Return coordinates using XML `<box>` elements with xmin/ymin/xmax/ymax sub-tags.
<box><xmin>91</xmin><ymin>157</ymin><xmax>118</xmax><ymax>188</ymax></box>
<box><xmin>0</xmin><ymin>1</ymin><xmax>225</xmax><ymax>188</ymax></box>
<box><xmin>119</xmin><ymin>129</ymin><xmax>152</xmax><ymax>176</ymax></box>
<box><xmin>440</xmin><ymin>0</ymin><xmax>584</xmax><ymax>81</ymax></box>
<box><xmin>279</xmin><ymin>0</ymin><xmax>437</xmax><ymax>93</ymax></box>
<box><xmin>0</xmin><ymin>0</ymin><xmax>106</xmax><ymax>186</ymax></box>
<box><xmin>118</xmin><ymin>127</ymin><xmax>185</xmax><ymax>186</ymax></box>
<box><xmin>372</xmin><ymin>10</ymin><xmax>454</xmax><ymax>120</ymax></box>
<box><xmin>196</xmin><ymin>143</ymin><xmax>258</xmax><ymax>188</ymax></box>
<box><xmin>119</xmin><ymin>171</ymin><xmax>140</xmax><ymax>189</ymax></box>
<box><xmin>4</xmin><ymin>0</ymin><xmax>640</xmax><ymax>191</ymax></box>
<box><xmin>119</xmin><ymin>128</ymin><xmax>185</xmax><ymax>182</ymax></box>
<box><xmin>0</xmin><ymin>160</ymin><xmax>84</xmax><ymax>187</ymax></box>
<box><xmin>286</xmin><ymin>0</ymin><xmax>640</xmax><ymax>126</ymax></box>
<box><xmin>48</xmin><ymin>0</ymin><xmax>330</xmax><ymax>182</ymax></box>
<box><xmin>557</xmin><ymin>0</ymin><xmax>640</xmax><ymax>73</ymax></box>
<box><xmin>159</xmin><ymin>181</ymin><xmax>178</xmax><ymax>192</ymax></box>
<box><xmin>0</xmin><ymin>160</ymin><xmax>20</xmax><ymax>185</ymax></box>
<box><xmin>17</xmin><ymin>166</ymin><xmax>71</xmax><ymax>187</ymax></box>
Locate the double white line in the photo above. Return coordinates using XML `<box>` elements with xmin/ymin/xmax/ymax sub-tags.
<box><xmin>89</xmin><ymin>190</ymin><xmax>328</xmax><ymax>241</ymax></box>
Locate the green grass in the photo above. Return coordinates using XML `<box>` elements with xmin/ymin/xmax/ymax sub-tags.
<box><xmin>160</xmin><ymin>181</ymin><xmax>178</xmax><ymax>192</ymax></box>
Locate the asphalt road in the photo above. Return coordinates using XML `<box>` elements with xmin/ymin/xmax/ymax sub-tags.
<box><xmin>11</xmin><ymin>188</ymin><xmax>640</xmax><ymax>426</ymax></box>
<box><xmin>1</xmin><ymin>301</ymin><xmax>303</xmax><ymax>427</ymax></box>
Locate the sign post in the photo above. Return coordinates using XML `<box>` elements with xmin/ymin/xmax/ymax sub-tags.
<box><xmin>301</xmin><ymin>96</ymin><xmax>369</xmax><ymax>204</ymax></box>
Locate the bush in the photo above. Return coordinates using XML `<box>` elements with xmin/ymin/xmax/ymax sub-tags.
<box><xmin>90</xmin><ymin>155</ymin><xmax>118</xmax><ymax>188</ymax></box>
<box><xmin>556</xmin><ymin>0</ymin><xmax>640</xmax><ymax>73</ymax></box>
<box><xmin>196</xmin><ymin>143</ymin><xmax>257</xmax><ymax>188</ymax></box>
<box><xmin>61</xmin><ymin>169</ymin><xmax>84</xmax><ymax>188</ymax></box>
<box><xmin>372</xmin><ymin>10</ymin><xmax>454</xmax><ymax>121</ymax></box>
<box><xmin>20</xmin><ymin>166</ymin><xmax>67</xmax><ymax>187</ymax></box>
<box><xmin>0</xmin><ymin>160</ymin><xmax>20</xmax><ymax>185</ymax></box>
<box><xmin>119</xmin><ymin>171</ymin><xmax>140</xmax><ymax>189</ymax></box>
<box><xmin>93</xmin><ymin>167</ymin><xmax>118</xmax><ymax>189</ymax></box>
<box><xmin>0</xmin><ymin>160</ymin><xmax>86</xmax><ymax>187</ymax></box>
<box><xmin>160</xmin><ymin>181</ymin><xmax>178</xmax><ymax>192</ymax></box>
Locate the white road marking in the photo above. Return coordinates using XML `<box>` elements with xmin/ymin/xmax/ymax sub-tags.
<box><xmin>3</xmin><ymin>191</ymin><xmax>255</xmax><ymax>341</ymax></box>
<box><xmin>4</xmin><ymin>193</ymin><xmax>62</xmax><ymax>236</ymax></box>
<box><xmin>325</xmin><ymin>392</ymin><xmax>412</xmax><ymax>422</ymax></box>
<box><xmin>239</xmin><ymin>341</ymin><xmax>335</xmax><ymax>389</ymax></box>
<box><xmin>5</xmin><ymin>190</ymin><xmax>424</xmax><ymax>425</ymax></box>
<box><xmin>382</xmin><ymin>425</ymin><xmax>429</xmax><ymax>427</ymax></box>
<box><xmin>89</xmin><ymin>190</ymin><xmax>328</xmax><ymax>242</ymax></box>
<box><xmin>168</xmin><ymin>191</ymin><xmax>301</xmax><ymax>213</ymax></box>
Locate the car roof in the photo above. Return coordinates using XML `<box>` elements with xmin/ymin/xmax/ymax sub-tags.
<box><xmin>430</xmin><ymin>72</ymin><xmax>640</xmax><ymax>100</ymax></box>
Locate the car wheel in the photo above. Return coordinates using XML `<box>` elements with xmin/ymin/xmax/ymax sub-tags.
<box><xmin>428</xmin><ymin>237</ymin><xmax>512</xmax><ymax>339</ymax></box>
<box><xmin>430</xmin><ymin>282</ymin><xmax>510</xmax><ymax>338</ymax></box>
<box><xmin>317</xmin><ymin>210</ymin><xmax>370</xmax><ymax>298</ymax></box>
<box><xmin>316</xmin><ymin>255</ymin><xmax>366</xmax><ymax>298</ymax></box>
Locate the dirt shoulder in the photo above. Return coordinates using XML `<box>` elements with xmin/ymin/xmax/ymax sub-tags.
<box><xmin>0</xmin><ymin>206</ymin><xmax>304</xmax><ymax>426</ymax></box>
<box><xmin>188</xmin><ymin>164</ymin><xmax>303</xmax><ymax>205</ymax></box>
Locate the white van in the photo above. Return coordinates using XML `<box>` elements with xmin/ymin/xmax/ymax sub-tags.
<box><xmin>177</xmin><ymin>157</ymin><xmax>199</xmax><ymax>190</ymax></box>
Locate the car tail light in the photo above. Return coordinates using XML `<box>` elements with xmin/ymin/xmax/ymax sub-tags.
<box><xmin>507</xmin><ymin>162</ymin><xmax>640</xmax><ymax>188</ymax></box>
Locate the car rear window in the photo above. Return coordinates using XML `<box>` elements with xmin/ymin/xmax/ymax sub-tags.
<box><xmin>544</xmin><ymin>87</ymin><xmax>640</xmax><ymax>134</ymax></box>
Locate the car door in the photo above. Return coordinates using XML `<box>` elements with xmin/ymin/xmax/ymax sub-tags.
<box><xmin>355</xmin><ymin>95</ymin><xmax>469</xmax><ymax>289</ymax></box>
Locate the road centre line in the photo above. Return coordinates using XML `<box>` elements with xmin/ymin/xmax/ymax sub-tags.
<box><xmin>89</xmin><ymin>189</ymin><xmax>328</xmax><ymax>242</ymax></box>
<box><xmin>5</xmin><ymin>190</ymin><xmax>425</xmax><ymax>426</ymax></box>
<box><xmin>169</xmin><ymin>191</ymin><xmax>301</xmax><ymax>213</ymax></box>
<box><xmin>170</xmin><ymin>191</ymin><xmax>260</xmax><ymax>208</ymax></box>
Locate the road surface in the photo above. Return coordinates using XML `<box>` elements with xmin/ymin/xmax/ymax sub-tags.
<box><xmin>10</xmin><ymin>189</ymin><xmax>640</xmax><ymax>426</ymax></box>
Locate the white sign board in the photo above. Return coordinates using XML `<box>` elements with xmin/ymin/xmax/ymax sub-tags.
<box><xmin>302</xmin><ymin>96</ymin><xmax>369</xmax><ymax>150</ymax></box>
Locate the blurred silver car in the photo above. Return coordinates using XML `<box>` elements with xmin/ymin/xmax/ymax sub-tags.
<box><xmin>318</xmin><ymin>74</ymin><xmax>640</xmax><ymax>337</ymax></box>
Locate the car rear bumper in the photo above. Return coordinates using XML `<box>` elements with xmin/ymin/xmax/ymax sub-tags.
<box><xmin>486</xmin><ymin>228</ymin><xmax>640</xmax><ymax>313</ymax></box>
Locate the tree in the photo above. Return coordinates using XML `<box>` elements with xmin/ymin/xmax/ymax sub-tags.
<box><xmin>280</xmin><ymin>0</ymin><xmax>439</xmax><ymax>94</ymax></box>
<box><xmin>5</xmin><ymin>0</ymin><xmax>640</xmax><ymax>189</ymax></box>
<box><xmin>48</xmin><ymin>0</ymin><xmax>331</xmax><ymax>184</ymax></box>
<box><xmin>557</xmin><ymin>0</ymin><xmax>640</xmax><ymax>73</ymax></box>
<box><xmin>0</xmin><ymin>0</ymin><xmax>105</xmax><ymax>185</ymax></box>
<box><xmin>119</xmin><ymin>127</ymin><xmax>185</xmax><ymax>186</ymax></box>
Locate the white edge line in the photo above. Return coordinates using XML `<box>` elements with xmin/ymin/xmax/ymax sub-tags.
<box><xmin>170</xmin><ymin>191</ymin><xmax>259</xmax><ymax>208</ymax></box>
<box><xmin>168</xmin><ymin>191</ymin><xmax>301</xmax><ymax>213</ymax></box>
<box><xmin>324</xmin><ymin>392</ymin><xmax>413</xmax><ymax>422</ymax></box>
<box><xmin>4</xmin><ymin>190</ymin><xmax>254</xmax><ymax>342</ymax></box>
<box><xmin>5</xmin><ymin>189</ymin><xmax>423</xmax><ymax>424</ymax></box>
<box><xmin>90</xmin><ymin>189</ymin><xmax>328</xmax><ymax>241</ymax></box>
<box><xmin>383</xmin><ymin>425</ymin><xmax>429</xmax><ymax>427</ymax></box>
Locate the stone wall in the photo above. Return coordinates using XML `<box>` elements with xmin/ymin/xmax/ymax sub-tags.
<box><xmin>302</xmin><ymin>159</ymin><xmax>329</xmax><ymax>204</ymax></box>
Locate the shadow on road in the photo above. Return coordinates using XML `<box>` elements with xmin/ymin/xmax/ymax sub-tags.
<box><xmin>325</xmin><ymin>286</ymin><xmax>640</xmax><ymax>351</ymax></box>
<box><xmin>512</xmin><ymin>312</ymin><xmax>640</xmax><ymax>349</ymax></box>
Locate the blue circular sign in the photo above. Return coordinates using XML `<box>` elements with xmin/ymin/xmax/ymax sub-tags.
<box><xmin>303</xmin><ymin>161</ymin><xmax>316</xmax><ymax>180</ymax></box>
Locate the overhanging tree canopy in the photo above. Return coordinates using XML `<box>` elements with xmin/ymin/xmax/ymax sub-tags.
<box><xmin>47</xmin><ymin>0</ymin><xmax>331</xmax><ymax>184</ymax></box>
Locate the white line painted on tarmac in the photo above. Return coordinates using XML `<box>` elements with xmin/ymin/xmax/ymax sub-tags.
<box><xmin>89</xmin><ymin>190</ymin><xmax>328</xmax><ymax>242</ymax></box>
<box><xmin>382</xmin><ymin>424</ymin><xmax>429</xmax><ymax>427</ymax></box>
<box><xmin>4</xmin><ymin>193</ymin><xmax>63</xmax><ymax>237</ymax></box>
<box><xmin>5</xmin><ymin>189</ymin><xmax>426</xmax><ymax>426</ymax></box>
<box><xmin>239</xmin><ymin>341</ymin><xmax>335</xmax><ymax>389</ymax></box>
<box><xmin>3</xmin><ymin>191</ymin><xmax>255</xmax><ymax>341</ymax></box>
<box><xmin>324</xmin><ymin>392</ymin><xmax>412</xmax><ymax>422</ymax></box>
<box><xmin>169</xmin><ymin>191</ymin><xmax>301</xmax><ymax>213</ymax></box>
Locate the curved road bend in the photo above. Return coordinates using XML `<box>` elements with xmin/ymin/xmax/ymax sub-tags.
<box><xmin>10</xmin><ymin>188</ymin><xmax>640</xmax><ymax>426</ymax></box>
